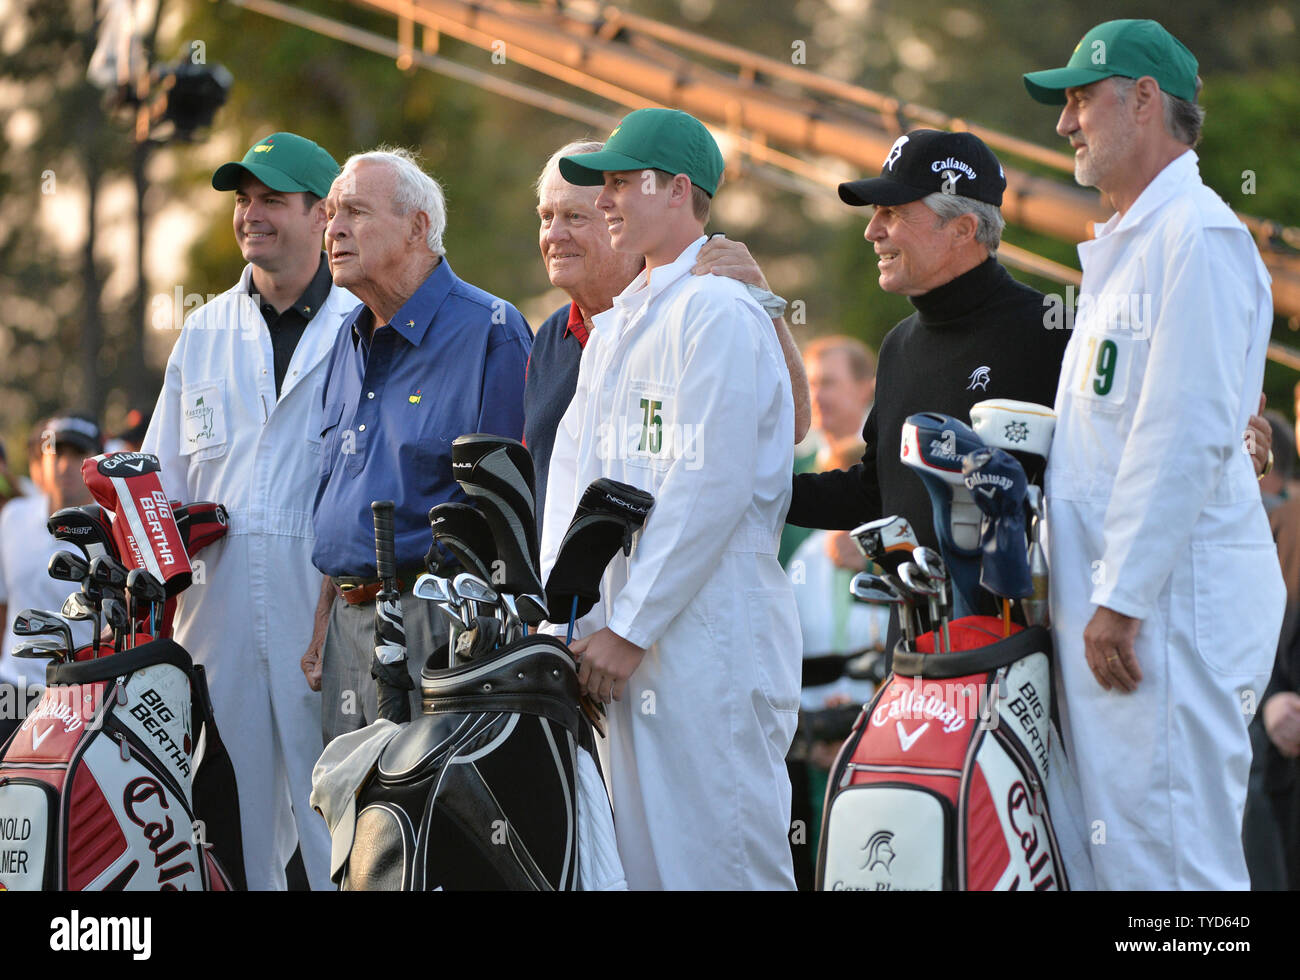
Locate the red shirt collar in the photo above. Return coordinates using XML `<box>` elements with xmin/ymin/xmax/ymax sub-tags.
<box><xmin>564</xmin><ymin>302</ymin><xmax>589</xmax><ymax>347</ymax></box>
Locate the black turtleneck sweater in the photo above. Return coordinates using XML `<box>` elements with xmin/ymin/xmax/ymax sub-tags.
<box><xmin>786</xmin><ymin>257</ymin><xmax>1070</xmax><ymax>549</ymax></box>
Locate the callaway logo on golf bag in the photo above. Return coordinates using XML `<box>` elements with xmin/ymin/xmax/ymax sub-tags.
<box><xmin>818</xmin><ymin>623</ymin><xmax>1068</xmax><ymax>891</ymax></box>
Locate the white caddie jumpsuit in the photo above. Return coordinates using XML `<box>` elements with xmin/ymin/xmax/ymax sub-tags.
<box><xmin>1045</xmin><ymin>152</ymin><xmax>1285</xmax><ymax>889</ymax></box>
<box><xmin>143</xmin><ymin>265</ymin><xmax>357</xmax><ymax>890</ymax></box>
<box><xmin>541</xmin><ymin>236</ymin><xmax>802</xmax><ymax>890</ymax></box>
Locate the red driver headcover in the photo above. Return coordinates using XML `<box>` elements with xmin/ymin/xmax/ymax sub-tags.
<box><xmin>170</xmin><ymin>500</ymin><xmax>230</xmax><ymax>557</ymax></box>
<box><xmin>81</xmin><ymin>452</ymin><xmax>192</xmax><ymax>597</ymax></box>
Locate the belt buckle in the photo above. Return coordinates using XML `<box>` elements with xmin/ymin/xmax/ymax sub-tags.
<box><xmin>335</xmin><ymin>576</ymin><xmax>377</xmax><ymax>594</ymax></box>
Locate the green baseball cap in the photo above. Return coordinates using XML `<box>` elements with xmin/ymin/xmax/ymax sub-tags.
<box><xmin>1023</xmin><ymin>19</ymin><xmax>1199</xmax><ymax>105</ymax></box>
<box><xmin>559</xmin><ymin>108</ymin><xmax>725</xmax><ymax>197</ymax></box>
<box><xmin>211</xmin><ymin>132</ymin><xmax>340</xmax><ymax>199</ymax></box>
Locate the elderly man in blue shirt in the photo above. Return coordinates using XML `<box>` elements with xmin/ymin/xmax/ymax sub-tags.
<box><xmin>302</xmin><ymin>148</ymin><xmax>531</xmax><ymax>742</ymax></box>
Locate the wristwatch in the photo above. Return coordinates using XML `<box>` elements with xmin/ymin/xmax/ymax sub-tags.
<box><xmin>1259</xmin><ymin>448</ymin><xmax>1275</xmax><ymax>481</ymax></box>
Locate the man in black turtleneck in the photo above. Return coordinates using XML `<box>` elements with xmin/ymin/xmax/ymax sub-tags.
<box><xmin>786</xmin><ymin>130</ymin><xmax>1068</xmax><ymax>555</ymax></box>
<box><xmin>789</xmin><ymin>129</ymin><xmax>1270</xmax><ymax>581</ymax></box>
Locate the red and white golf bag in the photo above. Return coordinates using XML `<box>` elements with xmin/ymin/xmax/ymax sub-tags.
<box><xmin>0</xmin><ymin>640</ymin><xmax>240</xmax><ymax>890</ymax></box>
<box><xmin>817</xmin><ymin>619</ymin><xmax>1069</xmax><ymax>891</ymax></box>
<box><xmin>0</xmin><ymin>451</ymin><xmax>243</xmax><ymax>890</ymax></box>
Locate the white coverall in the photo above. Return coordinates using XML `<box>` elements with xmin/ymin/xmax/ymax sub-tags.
<box><xmin>541</xmin><ymin>237</ymin><xmax>802</xmax><ymax>890</ymax></box>
<box><xmin>1045</xmin><ymin>152</ymin><xmax>1285</xmax><ymax>889</ymax></box>
<box><xmin>142</xmin><ymin>265</ymin><xmax>357</xmax><ymax>890</ymax></box>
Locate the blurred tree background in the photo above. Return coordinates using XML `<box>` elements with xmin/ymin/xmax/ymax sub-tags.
<box><xmin>1</xmin><ymin>0</ymin><xmax>1297</xmax><ymax>469</ymax></box>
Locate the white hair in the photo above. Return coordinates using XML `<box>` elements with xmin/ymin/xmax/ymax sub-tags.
<box><xmin>343</xmin><ymin>146</ymin><xmax>447</xmax><ymax>256</ymax></box>
<box><xmin>922</xmin><ymin>192</ymin><xmax>1005</xmax><ymax>252</ymax></box>
<box><xmin>535</xmin><ymin>139</ymin><xmax>605</xmax><ymax>199</ymax></box>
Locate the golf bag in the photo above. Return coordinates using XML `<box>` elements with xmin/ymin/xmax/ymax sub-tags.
<box><xmin>0</xmin><ymin>639</ymin><xmax>243</xmax><ymax>890</ymax></box>
<box><xmin>817</xmin><ymin>620</ymin><xmax>1069</xmax><ymax>891</ymax></box>
<box><xmin>0</xmin><ymin>452</ymin><xmax>244</xmax><ymax>889</ymax></box>
<box><xmin>319</xmin><ymin>442</ymin><xmax>649</xmax><ymax>890</ymax></box>
<box><xmin>338</xmin><ymin>634</ymin><xmax>589</xmax><ymax>890</ymax></box>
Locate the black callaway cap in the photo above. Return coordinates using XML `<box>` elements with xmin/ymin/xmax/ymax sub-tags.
<box><xmin>839</xmin><ymin>129</ymin><xmax>1007</xmax><ymax>208</ymax></box>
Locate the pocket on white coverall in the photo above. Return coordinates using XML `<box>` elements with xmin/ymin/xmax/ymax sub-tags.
<box><xmin>1191</xmin><ymin>542</ymin><xmax>1282</xmax><ymax>677</ymax></box>
<box><xmin>745</xmin><ymin>587</ymin><xmax>801</xmax><ymax>715</ymax></box>
<box><xmin>179</xmin><ymin>379</ymin><xmax>229</xmax><ymax>463</ymax></box>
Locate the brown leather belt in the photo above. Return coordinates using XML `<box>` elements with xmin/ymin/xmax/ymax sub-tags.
<box><xmin>334</xmin><ymin>568</ymin><xmax>421</xmax><ymax>606</ymax></box>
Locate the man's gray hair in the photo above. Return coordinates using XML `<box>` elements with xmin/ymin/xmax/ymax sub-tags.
<box><xmin>1111</xmin><ymin>75</ymin><xmax>1206</xmax><ymax>148</ymax></box>
<box><xmin>922</xmin><ymin>192</ymin><xmax>1005</xmax><ymax>253</ymax></box>
<box><xmin>343</xmin><ymin>146</ymin><xmax>447</xmax><ymax>256</ymax></box>
<box><xmin>535</xmin><ymin>139</ymin><xmax>604</xmax><ymax>198</ymax></box>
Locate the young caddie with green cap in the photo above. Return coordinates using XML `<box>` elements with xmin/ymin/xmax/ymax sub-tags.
<box><xmin>1024</xmin><ymin>20</ymin><xmax>1284</xmax><ymax>889</ymax></box>
<box><xmin>142</xmin><ymin>131</ymin><xmax>356</xmax><ymax>890</ymax></box>
<box><xmin>539</xmin><ymin>108</ymin><xmax>802</xmax><ymax>889</ymax></box>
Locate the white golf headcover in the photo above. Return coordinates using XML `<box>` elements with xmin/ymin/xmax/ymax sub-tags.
<box><xmin>969</xmin><ymin>400</ymin><xmax>1057</xmax><ymax>460</ymax></box>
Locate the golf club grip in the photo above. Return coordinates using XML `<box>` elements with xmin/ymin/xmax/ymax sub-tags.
<box><xmin>372</xmin><ymin>500</ymin><xmax>397</xmax><ymax>583</ymax></box>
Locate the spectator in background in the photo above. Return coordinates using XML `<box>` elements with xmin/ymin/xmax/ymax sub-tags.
<box><xmin>804</xmin><ymin>336</ymin><xmax>877</xmax><ymax>468</ymax></box>
<box><xmin>0</xmin><ymin>416</ymin><xmax>100</xmax><ymax>743</ymax></box>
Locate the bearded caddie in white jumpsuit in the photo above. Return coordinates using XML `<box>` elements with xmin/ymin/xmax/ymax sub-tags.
<box><xmin>143</xmin><ymin>133</ymin><xmax>352</xmax><ymax>890</ymax></box>
<box><xmin>542</xmin><ymin>110</ymin><xmax>802</xmax><ymax>889</ymax></box>
<box><xmin>1025</xmin><ymin>21</ymin><xmax>1286</xmax><ymax>889</ymax></box>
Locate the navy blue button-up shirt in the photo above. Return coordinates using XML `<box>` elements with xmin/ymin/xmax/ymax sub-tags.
<box><xmin>311</xmin><ymin>258</ymin><xmax>531</xmax><ymax>577</ymax></box>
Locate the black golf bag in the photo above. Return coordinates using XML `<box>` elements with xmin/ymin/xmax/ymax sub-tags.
<box><xmin>817</xmin><ymin>618</ymin><xmax>1069</xmax><ymax>891</ymax></box>
<box><xmin>343</xmin><ymin>635</ymin><xmax>587</xmax><ymax>890</ymax></box>
<box><xmin>325</xmin><ymin>438</ymin><xmax>652</xmax><ymax>890</ymax></box>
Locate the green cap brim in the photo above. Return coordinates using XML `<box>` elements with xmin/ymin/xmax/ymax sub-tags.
<box><xmin>1022</xmin><ymin>66</ymin><xmax>1121</xmax><ymax>104</ymax></box>
<box><xmin>558</xmin><ymin>149</ymin><xmax>656</xmax><ymax>186</ymax></box>
<box><xmin>211</xmin><ymin>161</ymin><xmax>315</xmax><ymax>194</ymax></box>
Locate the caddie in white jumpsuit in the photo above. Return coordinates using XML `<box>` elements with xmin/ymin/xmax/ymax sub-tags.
<box><xmin>1025</xmin><ymin>20</ymin><xmax>1286</xmax><ymax>889</ymax></box>
<box><xmin>542</xmin><ymin>109</ymin><xmax>802</xmax><ymax>889</ymax></box>
<box><xmin>143</xmin><ymin>133</ymin><xmax>351</xmax><ymax>890</ymax></box>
